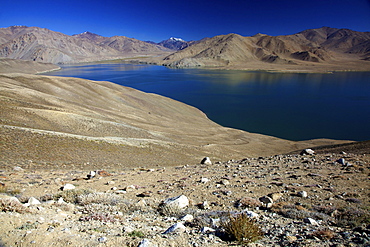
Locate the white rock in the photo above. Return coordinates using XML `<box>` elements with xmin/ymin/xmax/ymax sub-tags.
<box><xmin>300</xmin><ymin>149</ymin><xmax>315</xmax><ymax>155</ymax></box>
<box><xmin>13</xmin><ymin>166</ymin><xmax>24</xmax><ymax>171</ymax></box>
<box><xmin>58</xmin><ymin>197</ymin><xmax>65</xmax><ymax>203</ymax></box>
<box><xmin>61</xmin><ymin>184</ymin><xmax>75</xmax><ymax>191</ymax></box>
<box><xmin>304</xmin><ymin>217</ymin><xmax>319</xmax><ymax>226</ymax></box>
<box><xmin>259</xmin><ymin>196</ymin><xmax>274</xmax><ymax>208</ymax></box>
<box><xmin>138</xmin><ymin>238</ymin><xmax>158</xmax><ymax>247</ymax></box>
<box><xmin>200</xmin><ymin>157</ymin><xmax>212</xmax><ymax>165</ymax></box>
<box><xmin>243</xmin><ymin>210</ymin><xmax>259</xmax><ymax>218</ymax></box>
<box><xmin>201</xmin><ymin>226</ymin><xmax>216</xmax><ymax>234</ymax></box>
<box><xmin>221</xmin><ymin>180</ymin><xmax>230</xmax><ymax>185</ymax></box>
<box><xmin>163</xmin><ymin>222</ymin><xmax>186</xmax><ymax>234</ymax></box>
<box><xmin>180</xmin><ymin>214</ymin><xmax>194</xmax><ymax>222</ymax></box>
<box><xmin>162</xmin><ymin>195</ymin><xmax>189</xmax><ymax>209</ymax></box>
<box><xmin>200</xmin><ymin>177</ymin><xmax>209</xmax><ymax>183</ymax></box>
<box><xmin>87</xmin><ymin>171</ymin><xmax>96</xmax><ymax>179</ymax></box>
<box><xmin>28</xmin><ymin>197</ymin><xmax>41</xmax><ymax>205</ymax></box>
<box><xmin>297</xmin><ymin>191</ymin><xmax>308</xmax><ymax>198</ymax></box>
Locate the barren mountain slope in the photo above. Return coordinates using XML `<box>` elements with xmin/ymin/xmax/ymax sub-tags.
<box><xmin>0</xmin><ymin>26</ymin><xmax>170</xmax><ymax>64</ymax></box>
<box><xmin>0</xmin><ymin>58</ymin><xmax>60</xmax><ymax>74</ymax></box>
<box><xmin>0</xmin><ymin>73</ymin><xmax>347</xmax><ymax>169</ymax></box>
<box><xmin>159</xmin><ymin>27</ymin><xmax>370</xmax><ymax>71</ymax></box>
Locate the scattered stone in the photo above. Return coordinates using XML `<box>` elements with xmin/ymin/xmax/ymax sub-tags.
<box><xmin>300</xmin><ymin>149</ymin><xmax>315</xmax><ymax>155</ymax></box>
<box><xmin>162</xmin><ymin>195</ymin><xmax>189</xmax><ymax>210</ymax></box>
<box><xmin>200</xmin><ymin>157</ymin><xmax>212</xmax><ymax>165</ymax></box>
<box><xmin>337</xmin><ymin>158</ymin><xmax>346</xmax><ymax>165</ymax></box>
<box><xmin>163</xmin><ymin>222</ymin><xmax>186</xmax><ymax>234</ymax></box>
<box><xmin>96</xmin><ymin>170</ymin><xmax>111</xmax><ymax>177</ymax></box>
<box><xmin>221</xmin><ymin>180</ymin><xmax>230</xmax><ymax>185</ymax></box>
<box><xmin>243</xmin><ymin>210</ymin><xmax>259</xmax><ymax>218</ymax></box>
<box><xmin>13</xmin><ymin>166</ymin><xmax>24</xmax><ymax>171</ymax></box>
<box><xmin>304</xmin><ymin>217</ymin><xmax>319</xmax><ymax>226</ymax></box>
<box><xmin>138</xmin><ymin>238</ymin><xmax>157</xmax><ymax>247</ymax></box>
<box><xmin>98</xmin><ymin>236</ymin><xmax>107</xmax><ymax>243</ymax></box>
<box><xmin>180</xmin><ymin>214</ymin><xmax>194</xmax><ymax>222</ymax></box>
<box><xmin>28</xmin><ymin>197</ymin><xmax>41</xmax><ymax>205</ymax></box>
<box><xmin>106</xmin><ymin>181</ymin><xmax>115</xmax><ymax>185</ymax></box>
<box><xmin>201</xmin><ymin>226</ymin><xmax>216</xmax><ymax>234</ymax></box>
<box><xmin>125</xmin><ymin>185</ymin><xmax>136</xmax><ymax>192</ymax></box>
<box><xmin>87</xmin><ymin>171</ymin><xmax>96</xmax><ymax>179</ymax></box>
<box><xmin>199</xmin><ymin>201</ymin><xmax>210</xmax><ymax>210</ymax></box>
<box><xmin>297</xmin><ymin>191</ymin><xmax>308</xmax><ymax>198</ymax></box>
<box><xmin>61</xmin><ymin>183</ymin><xmax>75</xmax><ymax>191</ymax></box>
<box><xmin>200</xmin><ymin>177</ymin><xmax>209</xmax><ymax>183</ymax></box>
<box><xmin>137</xmin><ymin>191</ymin><xmax>152</xmax><ymax>197</ymax></box>
<box><xmin>268</xmin><ymin>192</ymin><xmax>283</xmax><ymax>201</ymax></box>
<box><xmin>259</xmin><ymin>196</ymin><xmax>274</xmax><ymax>208</ymax></box>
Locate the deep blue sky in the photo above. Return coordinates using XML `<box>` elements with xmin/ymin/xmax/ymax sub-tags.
<box><xmin>1</xmin><ymin>0</ymin><xmax>370</xmax><ymax>42</ymax></box>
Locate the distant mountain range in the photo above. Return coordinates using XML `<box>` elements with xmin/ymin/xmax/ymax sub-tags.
<box><xmin>161</xmin><ymin>27</ymin><xmax>370</xmax><ymax>69</ymax></box>
<box><xmin>0</xmin><ymin>26</ymin><xmax>369</xmax><ymax>70</ymax></box>
<box><xmin>0</xmin><ymin>26</ymin><xmax>173</xmax><ymax>64</ymax></box>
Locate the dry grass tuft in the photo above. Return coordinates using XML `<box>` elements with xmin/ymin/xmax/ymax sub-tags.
<box><xmin>220</xmin><ymin>212</ymin><xmax>263</xmax><ymax>245</ymax></box>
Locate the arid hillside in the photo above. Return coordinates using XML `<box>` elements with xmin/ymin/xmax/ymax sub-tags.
<box><xmin>158</xmin><ymin>27</ymin><xmax>370</xmax><ymax>71</ymax></box>
<box><xmin>0</xmin><ymin>58</ymin><xmax>60</xmax><ymax>74</ymax></box>
<box><xmin>0</xmin><ymin>73</ymin><xmax>348</xmax><ymax>169</ymax></box>
<box><xmin>0</xmin><ymin>26</ymin><xmax>171</xmax><ymax>64</ymax></box>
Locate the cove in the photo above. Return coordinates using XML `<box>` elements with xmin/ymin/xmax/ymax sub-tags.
<box><xmin>44</xmin><ymin>63</ymin><xmax>370</xmax><ymax>141</ymax></box>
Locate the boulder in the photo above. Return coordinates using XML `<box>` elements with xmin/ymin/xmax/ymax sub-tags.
<box><xmin>300</xmin><ymin>149</ymin><xmax>315</xmax><ymax>155</ymax></box>
<box><xmin>163</xmin><ymin>222</ymin><xmax>186</xmax><ymax>234</ymax></box>
<box><xmin>61</xmin><ymin>184</ymin><xmax>75</xmax><ymax>191</ymax></box>
<box><xmin>200</xmin><ymin>157</ymin><xmax>212</xmax><ymax>165</ymax></box>
<box><xmin>259</xmin><ymin>196</ymin><xmax>273</xmax><ymax>208</ymax></box>
<box><xmin>162</xmin><ymin>195</ymin><xmax>189</xmax><ymax>209</ymax></box>
<box><xmin>297</xmin><ymin>191</ymin><xmax>308</xmax><ymax>198</ymax></box>
<box><xmin>28</xmin><ymin>197</ymin><xmax>41</xmax><ymax>205</ymax></box>
<box><xmin>268</xmin><ymin>192</ymin><xmax>283</xmax><ymax>201</ymax></box>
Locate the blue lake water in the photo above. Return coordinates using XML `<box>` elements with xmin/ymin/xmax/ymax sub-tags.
<box><xmin>44</xmin><ymin>63</ymin><xmax>370</xmax><ymax>141</ymax></box>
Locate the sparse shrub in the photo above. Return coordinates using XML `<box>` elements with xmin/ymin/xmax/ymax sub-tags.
<box><xmin>54</xmin><ymin>189</ymin><xmax>92</xmax><ymax>203</ymax></box>
<box><xmin>220</xmin><ymin>212</ymin><xmax>263</xmax><ymax>245</ymax></box>
<box><xmin>312</xmin><ymin>229</ymin><xmax>335</xmax><ymax>240</ymax></box>
<box><xmin>128</xmin><ymin>230</ymin><xmax>145</xmax><ymax>238</ymax></box>
<box><xmin>77</xmin><ymin>192</ymin><xmax>122</xmax><ymax>206</ymax></box>
<box><xmin>79</xmin><ymin>212</ymin><xmax>121</xmax><ymax>223</ymax></box>
<box><xmin>335</xmin><ymin>207</ymin><xmax>370</xmax><ymax>227</ymax></box>
<box><xmin>0</xmin><ymin>198</ymin><xmax>31</xmax><ymax>214</ymax></box>
<box><xmin>0</xmin><ymin>186</ymin><xmax>22</xmax><ymax>196</ymax></box>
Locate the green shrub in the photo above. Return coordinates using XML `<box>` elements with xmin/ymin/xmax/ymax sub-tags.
<box><xmin>220</xmin><ymin>212</ymin><xmax>263</xmax><ymax>244</ymax></box>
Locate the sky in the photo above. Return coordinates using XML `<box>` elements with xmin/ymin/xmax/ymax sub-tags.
<box><xmin>1</xmin><ymin>0</ymin><xmax>370</xmax><ymax>42</ymax></box>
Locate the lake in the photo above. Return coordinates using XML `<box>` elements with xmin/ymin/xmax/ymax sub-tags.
<box><xmin>44</xmin><ymin>63</ymin><xmax>370</xmax><ymax>141</ymax></box>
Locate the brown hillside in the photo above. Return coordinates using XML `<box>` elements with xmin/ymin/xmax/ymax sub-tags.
<box><xmin>0</xmin><ymin>73</ymin><xmax>348</xmax><ymax>169</ymax></box>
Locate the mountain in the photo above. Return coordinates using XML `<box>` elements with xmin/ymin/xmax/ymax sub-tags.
<box><xmin>0</xmin><ymin>26</ymin><xmax>171</xmax><ymax>64</ymax></box>
<box><xmin>158</xmin><ymin>37</ymin><xmax>192</xmax><ymax>50</ymax></box>
<box><xmin>160</xmin><ymin>27</ymin><xmax>370</xmax><ymax>71</ymax></box>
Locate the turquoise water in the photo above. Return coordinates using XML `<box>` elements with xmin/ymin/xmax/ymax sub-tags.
<box><xmin>45</xmin><ymin>63</ymin><xmax>370</xmax><ymax>141</ymax></box>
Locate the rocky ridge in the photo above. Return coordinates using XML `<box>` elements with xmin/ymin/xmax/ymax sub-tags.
<box><xmin>158</xmin><ymin>27</ymin><xmax>370</xmax><ymax>71</ymax></box>
<box><xmin>0</xmin><ymin>26</ymin><xmax>171</xmax><ymax>64</ymax></box>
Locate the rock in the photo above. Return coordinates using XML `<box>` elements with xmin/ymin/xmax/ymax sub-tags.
<box><xmin>163</xmin><ymin>222</ymin><xmax>186</xmax><ymax>234</ymax></box>
<box><xmin>136</xmin><ymin>191</ymin><xmax>152</xmax><ymax>197</ymax></box>
<box><xmin>200</xmin><ymin>157</ymin><xmax>212</xmax><ymax>165</ymax></box>
<box><xmin>300</xmin><ymin>149</ymin><xmax>315</xmax><ymax>155</ymax></box>
<box><xmin>162</xmin><ymin>195</ymin><xmax>189</xmax><ymax>210</ymax></box>
<box><xmin>337</xmin><ymin>158</ymin><xmax>346</xmax><ymax>165</ymax></box>
<box><xmin>304</xmin><ymin>217</ymin><xmax>319</xmax><ymax>226</ymax></box>
<box><xmin>13</xmin><ymin>166</ymin><xmax>24</xmax><ymax>171</ymax></box>
<box><xmin>96</xmin><ymin>170</ymin><xmax>111</xmax><ymax>177</ymax></box>
<box><xmin>98</xmin><ymin>237</ymin><xmax>107</xmax><ymax>243</ymax></box>
<box><xmin>125</xmin><ymin>185</ymin><xmax>136</xmax><ymax>192</ymax></box>
<box><xmin>87</xmin><ymin>171</ymin><xmax>96</xmax><ymax>179</ymax></box>
<box><xmin>28</xmin><ymin>197</ymin><xmax>41</xmax><ymax>205</ymax></box>
<box><xmin>180</xmin><ymin>214</ymin><xmax>194</xmax><ymax>222</ymax></box>
<box><xmin>138</xmin><ymin>238</ymin><xmax>157</xmax><ymax>247</ymax></box>
<box><xmin>201</xmin><ymin>226</ymin><xmax>216</xmax><ymax>234</ymax></box>
<box><xmin>221</xmin><ymin>180</ymin><xmax>230</xmax><ymax>185</ymax></box>
<box><xmin>61</xmin><ymin>183</ymin><xmax>75</xmax><ymax>191</ymax></box>
<box><xmin>259</xmin><ymin>196</ymin><xmax>273</xmax><ymax>208</ymax></box>
<box><xmin>199</xmin><ymin>201</ymin><xmax>210</xmax><ymax>210</ymax></box>
<box><xmin>268</xmin><ymin>192</ymin><xmax>283</xmax><ymax>201</ymax></box>
<box><xmin>297</xmin><ymin>191</ymin><xmax>308</xmax><ymax>198</ymax></box>
<box><xmin>200</xmin><ymin>177</ymin><xmax>209</xmax><ymax>183</ymax></box>
<box><xmin>286</xmin><ymin>235</ymin><xmax>298</xmax><ymax>242</ymax></box>
<box><xmin>243</xmin><ymin>210</ymin><xmax>259</xmax><ymax>218</ymax></box>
